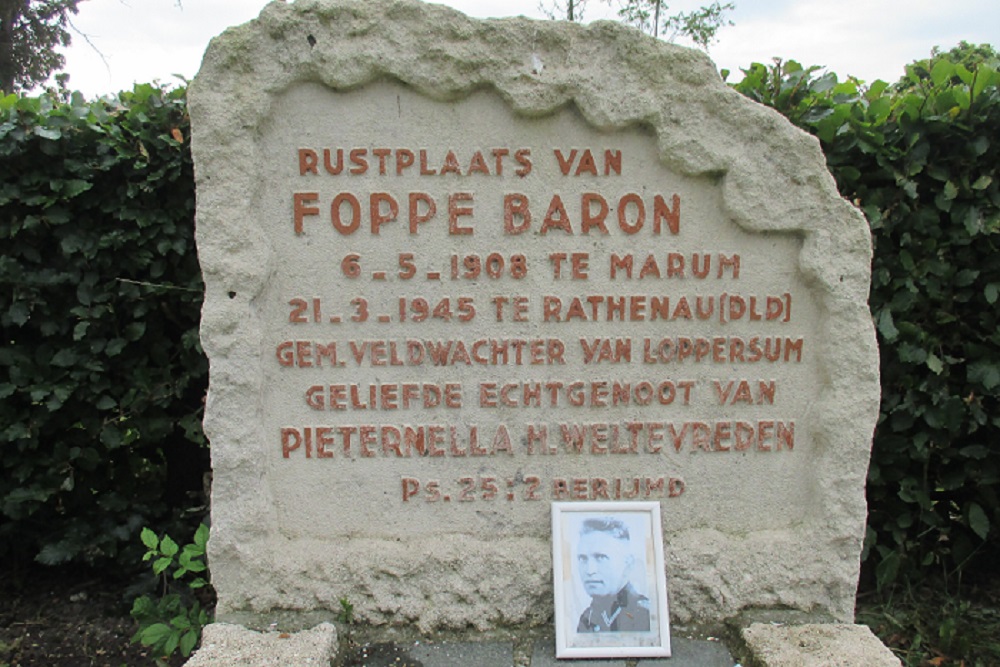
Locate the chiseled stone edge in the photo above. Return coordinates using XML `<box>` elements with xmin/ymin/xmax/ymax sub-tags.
<box><xmin>184</xmin><ymin>622</ymin><xmax>338</xmax><ymax>666</ymax></box>
<box><xmin>741</xmin><ymin>623</ymin><xmax>901</xmax><ymax>667</ymax></box>
<box><xmin>189</xmin><ymin>0</ymin><xmax>880</xmax><ymax>630</ymax></box>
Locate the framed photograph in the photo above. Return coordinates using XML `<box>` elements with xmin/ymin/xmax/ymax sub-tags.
<box><xmin>551</xmin><ymin>501</ymin><xmax>671</xmax><ymax>659</ymax></box>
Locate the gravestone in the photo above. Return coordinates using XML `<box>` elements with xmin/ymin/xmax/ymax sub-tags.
<box><xmin>189</xmin><ymin>0</ymin><xmax>880</xmax><ymax>631</ymax></box>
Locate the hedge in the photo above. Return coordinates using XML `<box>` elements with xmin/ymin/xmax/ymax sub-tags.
<box><xmin>0</xmin><ymin>85</ymin><xmax>207</xmax><ymax>566</ymax></box>
<box><xmin>733</xmin><ymin>44</ymin><xmax>1000</xmax><ymax>585</ymax></box>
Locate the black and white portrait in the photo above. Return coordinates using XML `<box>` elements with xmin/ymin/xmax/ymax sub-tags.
<box><xmin>552</xmin><ymin>502</ymin><xmax>671</xmax><ymax>658</ymax></box>
<box><xmin>575</xmin><ymin>516</ymin><xmax>651</xmax><ymax>633</ymax></box>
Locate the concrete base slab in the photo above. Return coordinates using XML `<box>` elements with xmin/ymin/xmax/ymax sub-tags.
<box><xmin>530</xmin><ymin>637</ymin><xmax>620</xmax><ymax>667</ymax></box>
<box><xmin>350</xmin><ymin>640</ymin><xmax>515</xmax><ymax>667</ymax></box>
<box><xmin>741</xmin><ymin>623</ymin><xmax>901</xmax><ymax>667</ymax></box>
<box><xmin>183</xmin><ymin>622</ymin><xmax>901</xmax><ymax>666</ymax></box>
<box><xmin>641</xmin><ymin>636</ymin><xmax>736</xmax><ymax>666</ymax></box>
<box><xmin>184</xmin><ymin>622</ymin><xmax>337</xmax><ymax>667</ymax></box>
<box><xmin>530</xmin><ymin>636</ymin><xmax>734</xmax><ymax>666</ymax></box>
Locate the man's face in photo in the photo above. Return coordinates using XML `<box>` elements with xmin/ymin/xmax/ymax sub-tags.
<box><xmin>576</xmin><ymin>529</ymin><xmax>634</xmax><ymax>597</ymax></box>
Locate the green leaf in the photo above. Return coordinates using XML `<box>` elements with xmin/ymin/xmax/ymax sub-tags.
<box><xmin>959</xmin><ymin>445</ymin><xmax>990</xmax><ymax>460</ymax></box>
<box><xmin>943</xmin><ymin>180</ymin><xmax>959</xmax><ymax>200</ymax></box>
<box><xmin>139</xmin><ymin>623</ymin><xmax>173</xmax><ymax>646</ymax></box>
<box><xmin>868</xmin><ymin>96</ymin><xmax>891</xmax><ymax>123</ymax></box>
<box><xmin>971</xmin><ymin>175</ymin><xmax>992</xmax><ymax>190</ymax></box>
<box><xmin>162</xmin><ymin>631</ymin><xmax>181</xmax><ymax>657</ymax></box>
<box><xmin>193</xmin><ymin>523</ymin><xmax>210</xmax><ymax>549</ymax></box>
<box><xmin>811</xmin><ymin>72</ymin><xmax>837</xmax><ymax>94</ymax></box>
<box><xmin>180</xmin><ymin>629</ymin><xmax>200</xmax><ymax>657</ymax></box>
<box><xmin>926</xmin><ymin>353</ymin><xmax>944</xmax><ymax>374</ymax></box>
<box><xmin>100</xmin><ymin>427</ymin><xmax>123</xmax><ymax>449</ymax></box>
<box><xmin>36</xmin><ymin>542</ymin><xmax>77</xmax><ymax>565</ymax></box>
<box><xmin>153</xmin><ymin>557</ymin><xmax>173</xmax><ymax>575</ymax></box>
<box><xmin>140</xmin><ymin>528</ymin><xmax>159</xmax><ymax>550</ymax></box>
<box><xmin>160</xmin><ymin>535</ymin><xmax>179</xmax><ymax>557</ymax></box>
<box><xmin>970</xmin><ymin>135</ymin><xmax>990</xmax><ymax>156</ymax></box>
<box><xmin>181</xmin><ymin>541</ymin><xmax>204</xmax><ymax>556</ymax></box>
<box><xmin>930</xmin><ymin>59</ymin><xmax>955</xmax><ymax>87</ymax></box>
<box><xmin>105</xmin><ymin>338</ymin><xmax>126</xmax><ymax>356</ymax></box>
<box><xmin>955</xmin><ymin>64</ymin><xmax>974</xmax><ymax>85</ymax></box>
<box><xmin>968</xmin><ymin>502</ymin><xmax>989</xmax><ymax>540</ymax></box>
<box><xmin>185</xmin><ymin>559</ymin><xmax>207</xmax><ymax>573</ymax></box>
<box><xmin>50</xmin><ymin>349</ymin><xmax>77</xmax><ymax>367</ymax></box>
<box><xmin>125</xmin><ymin>322</ymin><xmax>146</xmax><ymax>340</ymax></box>
<box><xmin>973</xmin><ymin>65</ymin><xmax>995</xmax><ymax>98</ymax></box>
<box><xmin>905</xmin><ymin>142</ymin><xmax>930</xmax><ymax>176</ymax></box>
<box><xmin>34</xmin><ymin>126</ymin><xmax>61</xmax><ymax>140</ymax></box>
<box><xmin>171</xmin><ymin>614</ymin><xmax>193</xmax><ymax>630</ymax></box>
<box><xmin>131</xmin><ymin>595</ymin><xmax>155</xmax><ymax>617</ymax></box>
<box><xmin>8</xmin><ymin>301</ymin><xmax>30</xmax><ymax>325</ymax></box>
<box><xmin>968</xmin><ymin>361</ymin><xmax>1000</xmax><ymax>389</ymax></box>
<box><xmin>986</xmin><ymin>283</ymin><xmax>999</xmax><ymax>304</ymax></box>
<box><xmin>875</xmin><ymin>550</ymin><xmax>900</xmax><ymax>590</ymax></box>
<box><xmin>955</xmin><ymin>269</ymin><xmax>979</xmax><ymax>287</ymax></box>
<box><xmin>876</xmin><ymin>309</ymin><xmax>899</xmax><ymax>341</ymax></box>
<box><xmin>866</xmin><ymin>79</ymin><xmax>889</xmax><ymax>98</ymax></box>
<box><xmin>61</xmin><ymin>179</ymin><xmax>92</xmax><ymax>198</ymax></box>
<box><xmin>953</xmin><ymin>87</ymin><xmax>971</xmax><ymax>111</ymax></box>
<box><xmin>963</xmin><ymin>207</ymin><xmax>983</xmax><ymax>235</ymax></box>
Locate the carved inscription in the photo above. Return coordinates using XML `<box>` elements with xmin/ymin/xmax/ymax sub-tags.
<box><xmin>259</xmin><ymin>85</ymin><xmax>816</xmax><ymax>531</ymax></box>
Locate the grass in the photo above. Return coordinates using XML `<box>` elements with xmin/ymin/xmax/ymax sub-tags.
<box><xmin>857</xmin><ymin>578</ymin><xmax>1000</xmax><ymax>666</ymax></box>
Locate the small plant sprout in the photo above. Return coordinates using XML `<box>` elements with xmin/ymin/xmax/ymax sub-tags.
<box><xmin>130</xmin><ymin>524</ymin><xmax>211</xmax><ymax>662</ymax></box>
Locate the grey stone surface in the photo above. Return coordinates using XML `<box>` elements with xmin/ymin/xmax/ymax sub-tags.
<box><xmin>182</xmin><ymin>624</ymin><xmax>902</xmax><ymax>667</ymax></box>
<box><xmin>183</xmin><ymin>622</ymin><xmax>337</xmax><ymax>667</ymax></box>
<box><xmin>190</xmin><ymin>0</ymin><xmax>879</xmax><ymax>632</ymax></box>
<box><xmin>531</xmin><ymin>637</ymin><xmax>621</xmax><ymax>667</ymax></box>
<box><xmin>349</xmin><ymin>640</ymin><xmax>514</xmax><ymax>666</ymax></box>
<box><xmin>741</xmin><ymin>623</ymin><xmax>901</xmax><ymax>667</ymax></box>
<box><xmin>530</xmin><ymin>636</ymin><xmax>734</xmax><ymax>666</ymax></box>
<box><xmin>411</xmin><ymin>640</ymin><xmax>514</xmax><ymax>666</ymax></box>
<box><xmin>728</xmin><ymin>608</ymin><xmax>837</xmax><ymax>630</ymax></box>
<box><xmin>641</xmin><ymin>636</ymin><xmax>736</xmax><ymax>666</ymax></box>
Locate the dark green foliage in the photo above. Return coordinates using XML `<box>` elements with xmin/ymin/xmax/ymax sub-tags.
<box><xmin>0</xmin><ymin>0</ymin><xmax>82</xmax><ymax>93</ymax></box>
<box><xmin>733</xmin><ymin>52</ymin><xmax>1000</xmax><ymax>586</ymax></box>
<box><xmin>131</xmin><ymin>524</ymin><xmax>211</xmax><ymax>660</ymax></box>
<box><xmin>857</xmin><ymin>582</ymin><xmax>1000</xmax><ymax>666</ymax></box>
<box><xmin>0</xmin><ymin>84</ymin><xmax>207</xmax><ymax>567</ymax></box>
<box><xmin>897</xmin><ymin>42</ymin><xmax>999</xmax><ymax>93</ymax></box>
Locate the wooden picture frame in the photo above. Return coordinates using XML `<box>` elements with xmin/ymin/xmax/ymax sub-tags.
<box><xmin>551</xmin><ymin>501</ymin><xmax>671</xmax><ymax>659</ymax></box>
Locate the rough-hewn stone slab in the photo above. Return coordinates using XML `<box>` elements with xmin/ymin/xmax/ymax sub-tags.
<box><xmin>190</xmin><ymin>0</ymin><xmax>879</xmax><ymax>632</ymax></box>
<box><xmin>741</xmin><ymin>623</ymin><xmax>901</xmax><ymax>667</ymax></box>
<box><xmin>183</xmin><ymin>622</ymin><xmax>337</xmax><ymax>666</ymax></box>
